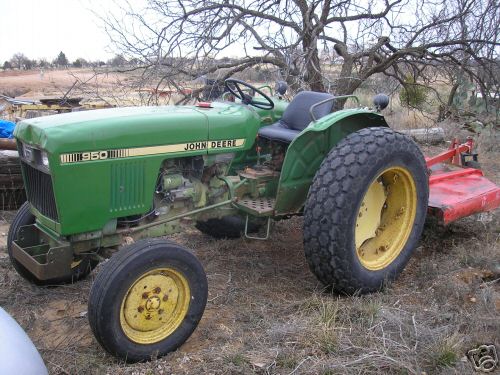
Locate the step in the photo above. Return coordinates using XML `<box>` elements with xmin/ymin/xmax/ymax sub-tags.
<box><xmin>235</xmin><ymin>197</ymin><xmax>275</xmax><ymax>217</ymax></box>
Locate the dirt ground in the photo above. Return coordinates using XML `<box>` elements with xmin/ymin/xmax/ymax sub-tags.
<box><xmin>1</xmin><ymin>146</ymin><xmax>499</xmax><ymax>375</ymax></box>
<box><xmin>0</xmin><ymin>70</ymin><xmax>499</xmax><ymax>374</ymax></box>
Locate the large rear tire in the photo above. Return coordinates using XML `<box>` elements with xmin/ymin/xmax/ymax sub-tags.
<box><xmin>7</xmin><ymin>202</ymin><xmax>97</xmax><ymax>285</ymax></box>
<box><xmin>303</xmin><ymin>127</ymin><xmax>428</xmax><ymax>294</ymax></box>
<box><xmin>88</xmin><ymin>239</ymin><xmax>208</xmax><ymax>362</ymax></box>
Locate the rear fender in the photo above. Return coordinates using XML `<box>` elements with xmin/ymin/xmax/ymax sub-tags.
<box><xmin>274</xmin><ymin>110</ymin><xmax>388</xmax><ymax>214</ymax></box>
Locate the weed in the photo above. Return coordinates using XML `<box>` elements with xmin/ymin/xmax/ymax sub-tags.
<box><xmin>318</xmin><ymin>298</ymin><xmax>340</xmax><ymax>329</ymax></box>
<box><xmin>427</xmin><ymin>334</ymin><xmax>461</xmax><ymax>370</ymax></box>
<box><xmin>276</xmin><ymin>350</ymin><xmax>299</xmax><ymax>369</ymax></box>
<box><xmin>317</xmin><ymin>330</ymin><xmax>338</xmax><ymax>354</ymax></box>
<box><xmin>224</xmin><ymin>353</ymin><xmax>248</xmax><ymax>367</ymax></box>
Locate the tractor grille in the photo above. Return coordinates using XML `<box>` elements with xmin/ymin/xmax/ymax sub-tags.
<box><xmin>21</xmin><ymin>162</ymin><xmax>59</xmax><ymax>221</ymax></box>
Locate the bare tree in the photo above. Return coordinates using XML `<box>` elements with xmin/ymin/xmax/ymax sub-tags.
<box><xmin>9</xmin><ymin>53</ymin><xmax>31</xmax><ymax>70</ymax></box>
<box><xmin>101</xmin><ymin>0</ymin><xmax>499</xmax><ymax>106</ymax></box>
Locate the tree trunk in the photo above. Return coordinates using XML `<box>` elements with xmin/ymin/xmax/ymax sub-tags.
<box><xmin>447</xmin><ymin>82</ymin><xmax>460</xmax><ymax>108</ymax></box>
<box><xmin>333</xmin><ymin>60</ymin><xmax>363</xmax><ymax>110</ymax></box>
<box><xmin>302</xmin><ymin>31</ymin><xmax>325</xmax><ymax>92</ymax></box>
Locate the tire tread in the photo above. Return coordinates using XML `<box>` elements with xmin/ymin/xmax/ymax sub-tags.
<box><xmin>303</xmin><ymin>127</ymin><xmax>428</xmax><ymax>294</ymax></box>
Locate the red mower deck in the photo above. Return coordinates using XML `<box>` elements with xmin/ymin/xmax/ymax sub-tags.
<box><xmin>425</xmin><ymin>138</ymin><xmax>500</xmax><ymax>224</ymax></box>
<box><xmin>428</xmin><ymin>167</ymin><xmax>500</xmax><ymax>224</ymax></box>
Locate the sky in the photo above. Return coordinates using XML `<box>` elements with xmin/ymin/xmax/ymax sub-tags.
<box><xmin>0</xmin><ymin>0</ymin><xmax>115</xmax><ymax>63</ymax></box>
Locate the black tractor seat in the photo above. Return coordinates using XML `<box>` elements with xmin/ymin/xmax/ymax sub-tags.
<box><xmin>258</xmin><ymin>91</ymin><xmax>335</xmax><ymax>143</ymax></box>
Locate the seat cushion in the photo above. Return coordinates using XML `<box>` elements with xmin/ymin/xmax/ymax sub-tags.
<box><xmin>258</xmin><ymin>90</ymin><xmax>335</xmax><ymax>143</ymax></box>
<box><xmin>257</xmin><ymin>121</ymin><xmax>300</xmax><ymax>143</ymax></box>
<box><xmin>281</xmin><ymin>91</ymin><xmax>334</xmax><ymax>131</ymax></box>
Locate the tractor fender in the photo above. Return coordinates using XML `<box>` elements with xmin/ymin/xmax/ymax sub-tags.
<box><xmin>274</xmin><ymin>110</ymin><xmax>388</xmax><ymax>215</ymax></box>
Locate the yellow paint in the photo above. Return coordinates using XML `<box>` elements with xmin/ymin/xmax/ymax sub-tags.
<box><xmin>120</xmin><ymin>268</ymin><xmax>190</xmax><ymax>344</ymax></box>
<box><xmin>355</xmin><ymin>180</ymin><xmax>386</xmax><ymax>250</ymax></box>
<box><xmin>355</xmin><ymin>167</ymin><xmax>417</xmax><ymax>271</ymax></box>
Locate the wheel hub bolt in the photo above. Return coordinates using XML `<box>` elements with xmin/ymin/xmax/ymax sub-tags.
<box><xmin>145</xmin><ymin>296</ymin><xmax>161</xmax><ymax>311</ymax></box>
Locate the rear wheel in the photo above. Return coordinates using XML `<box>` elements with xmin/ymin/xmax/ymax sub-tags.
<box><xmin>195</xmin><ymin>215</ymin><xmax>262</xmax><ymax>239</ymax></box>
<box><xmin>7</xmin><ymin>202</ymin><xmax>97</xmax><ymax>285</ymax></box>
<box><xmin>303</xmin><ymin>127</ymin><xmax>428</xmax><ymax>294</ymax></box>
<box><xmin>88</xmin><ymin>239</ymin><xmax>207</xmax><ymax>362</ymax></box>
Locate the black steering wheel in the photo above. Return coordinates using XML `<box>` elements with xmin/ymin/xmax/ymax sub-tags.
<box><xmin>224</xmin><ymin>79</ymin><xmax>274</xmax><ymax>110</ymax></box>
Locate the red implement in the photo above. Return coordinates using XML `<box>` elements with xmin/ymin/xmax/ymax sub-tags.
<box><xmin>425</xmin><ymin>138</ymin><xmax>500</xmax><ymax>224</ymax></box>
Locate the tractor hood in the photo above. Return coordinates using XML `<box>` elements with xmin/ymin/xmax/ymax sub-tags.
<box><xmin>14</xmin><ymin>102</ymin><xmax>260</xmax><ymax>155</ymax></box>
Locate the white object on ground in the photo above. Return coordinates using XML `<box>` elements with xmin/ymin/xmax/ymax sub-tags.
<box><xmin>0</xmin><ymin>307</ymin><xmax>48</xmax><ymax>375</ymax></box>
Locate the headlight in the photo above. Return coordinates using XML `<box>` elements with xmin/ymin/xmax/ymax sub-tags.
<box><xmin>23</xmin><ymin>145</ymin><xmax>34</xmax><ymax>162</ymax></box>
<box><xmin>41</xmin><ymin>151</ymin><xmax>49</xmax><ymax>168</ymax></box>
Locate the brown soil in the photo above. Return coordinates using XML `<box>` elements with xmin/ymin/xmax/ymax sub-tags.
<box><xmin>0</xmin><ymin>71</ymin><xmax>498</xmax><ymax>374</ymax></box>
<box><xmin>0</xmin><ymin>192</ymin><xmax>499</xmax><ymax>375</ymax></box>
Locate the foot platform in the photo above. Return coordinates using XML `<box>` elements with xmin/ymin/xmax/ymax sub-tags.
<box><xmin>235</xmin><ymin>197</ymin><xmax>275</xmax><ymax>217</ymax></box>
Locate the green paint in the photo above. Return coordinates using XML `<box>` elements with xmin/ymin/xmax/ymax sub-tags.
<box><xmin>274</xmin><ymin>110</ymin><xmax>388</xmax><ymax>213</ymax></box>
<box><xmin>14</xmin><ymin>94</ymin><xmax>386</xmax><ymax>250</ymax></box>
<box><xmin>14</xmin><ymin>102</ymin><xmax>266</xmax><ymax>235</ymax></box>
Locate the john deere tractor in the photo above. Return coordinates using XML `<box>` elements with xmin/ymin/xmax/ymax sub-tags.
<box><xmin>8</xmin><ymin>79</ymin><xmax>430</xmax><ymax>361</ymax></box>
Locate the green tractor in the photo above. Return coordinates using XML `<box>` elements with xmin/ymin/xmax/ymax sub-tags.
<box><xmin>9</xmin><ymin>79</ymin><xmax>429</xmax><ymax>361</ymax></box>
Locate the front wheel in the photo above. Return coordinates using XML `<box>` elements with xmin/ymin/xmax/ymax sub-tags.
<box><xmin>7</xmin><ymin>202</ymin><xmax>97</xmax><ymax>285</ymax></box>
<box><xmin>88</xmin><ymin>239</ymin><xmax>208</xmax><ymax>362</ymax></box>
<box><xmin>303</xmin><ymin>127</ymin><xmax>429</xmax><ymax>294</ymax></box>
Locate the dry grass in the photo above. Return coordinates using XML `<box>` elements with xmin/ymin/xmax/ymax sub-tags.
<box><xmin>0</xmin><ymin>72</ymin><xmax>498</xmax><ymax>374</ymax></box>
<box><xmin>0</xmin><ymin>196</ymin><xmax>498</xmax><ymax>374</ymax></box>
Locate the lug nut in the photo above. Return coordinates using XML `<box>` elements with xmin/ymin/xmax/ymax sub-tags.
<box><xmin>137</xmin><ymin>306</ymin><xmax>144</xmax><ymax>313</ymax></box>
<box><xmin>153</xmin><ymin>287</ymin><xmax>161</xmax><ymax>294</ymax></box>
<box><xmin>142</xmin><ymin>292</ymin><xmax>149</xmax><ymax>299</ymax></box>
<box><xmin>163</xmin><ymin>295</ymin><xmax>169</xmax><ymax>302</ymax></box>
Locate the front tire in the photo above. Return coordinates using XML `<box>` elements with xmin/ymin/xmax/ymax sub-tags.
<box><xmin>7</xmin><ymin>202</ymin><xmax>97</xmax><ymax>285</ymax></box>
<box><xmin>303</xmin><ymin>127</ymin><xmax>429</xmax><ymax>294</ymax></box>
<box><xmin>88</xmin><ymin>239</ymin><xmax>208</xmax><ymax>362</ymax></box>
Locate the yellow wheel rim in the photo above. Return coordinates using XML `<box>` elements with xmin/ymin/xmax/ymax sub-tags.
<box><xmin>355</xmin><ymin>167</ymin><xmax>417</xmax><ymax>271</ymax></box>
<box><xmin>120</xmin><ymin>268</ymin><xmax>190</xmax><ymax>344</ymax></box>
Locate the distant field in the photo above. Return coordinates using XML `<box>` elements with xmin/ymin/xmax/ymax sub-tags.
<box><xmin>0</xmin><ymin>68</ymin><xmax>121</xmax><ymax>98</ymax></box>
<box><xmin>0</xmin><ymin>68</ymin><xmax>201</xmax><ymax>106</ymax></box>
